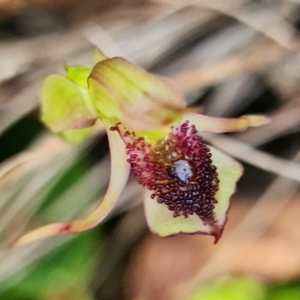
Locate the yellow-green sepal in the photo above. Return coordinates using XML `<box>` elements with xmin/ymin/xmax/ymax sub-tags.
<box><xmin>11</xmin><ymin>118</ymin><xmax>130</xmax><ymax>247</ymax></box>
<box><xmin>59</xmin><ymin>127</ymin><xmax>94</xmax><ymax>144</ymax></box>
<box><xmin>40</xmin><ymin>74</ymin><xmax>97</xmax><ymax>133</ymax></box>
<box><xmin>88</xmin><ymin>77</ymin><xmax>121</xmax><ymax>120</ymax></box>
<box><xmin>186</xmin><ymin>113</ymin><xmax>269</xmax><ymax>133</ymax></box>
<box><xmin>65</xmin><ymin>65</ymin><xmax>92</xmax><ymax>89</ymax></box>
<box><xmin>88</xmin><ymin>57</ymin><xmax>186</xmax><ymax>131</ymax></box>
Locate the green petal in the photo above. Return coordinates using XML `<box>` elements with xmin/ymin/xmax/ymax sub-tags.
<box><xmin>144</xmin><ymin>146</ymin><xmax>243</xmax><ymax>242</ymax></box>
<box><xmin>88</xmin><ymin>57</ymin><xmax>186</xmax><ymax>131</ymax></box>
<box><xmin>65</xmin><ymin>65</ymin><xmax>92</xmax><ymax>89</ymax></box>
<box><xmin>11</xmin><ymin>119</ymin><xmax>130</xmax><ymax>247</ymax></box>
<box><xmin>186</xmin><ymin>113</ymin><xmax>269</xmax><ymax>133</ymax></box>
<box><xmin>41</xmin><ymin>74</ymin><xmax>97</xmax><ymax>133</ymax></box>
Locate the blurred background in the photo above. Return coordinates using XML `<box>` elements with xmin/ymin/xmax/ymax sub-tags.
<box><xmin>0</xmin><ymin>0</ymin><xmax>300</xmax><ymax>299</ymax></box>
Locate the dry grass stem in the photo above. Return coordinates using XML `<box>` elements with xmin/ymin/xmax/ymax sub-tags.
<box><xmin>204</xmin><ymin>133</ymin><xmax>300</xmax><ymax>183</ymax></box>
<box><xmin>172</xmin><ymin>43</ymin><xmax>282</xmax><ymax>92</ymax></box>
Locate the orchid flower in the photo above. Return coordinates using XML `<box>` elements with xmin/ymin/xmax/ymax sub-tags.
<box><xmin>12</xmin><ymin>50</ymin><xmax>267</xmax><ymax>247</ymax></box>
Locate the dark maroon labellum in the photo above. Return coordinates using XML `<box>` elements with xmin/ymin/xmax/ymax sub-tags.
<box><xmin>111</xmin><ymin>121</ymin><xmax>219</xmax><ymax>224</ymax></box>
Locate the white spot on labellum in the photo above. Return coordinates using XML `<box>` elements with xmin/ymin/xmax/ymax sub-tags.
<box><xmin>173</xmin><ymin>159</ymin><xmax>193</xmax><ymax>183</ymax></box>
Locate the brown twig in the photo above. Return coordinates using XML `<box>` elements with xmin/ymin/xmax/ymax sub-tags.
<box><xmin>172</xmin><ymin>43</ymin><xmax>282</xmax><ymax>92</ymax></box>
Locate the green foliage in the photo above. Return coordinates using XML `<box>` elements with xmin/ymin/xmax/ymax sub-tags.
<box><xmin>187</xmin><ymin>277</ymin><xmax>300</xmax><ymax>300</ymax></box>
<box><xmin>267</xmin><ymin>282</ymin><xmax>300</xmax><ymax>300</ymax></box>
<box><xmin>37</xmin><ymin>154</ymin><xmax>92</xmax><ymax>212</ymax></box>
<box><xmin>1</xmin><ymin>230</ymin><xmax>100</xmax><ymax>300</ymax></box>
<box><xmin>0</xmin><ymin>114</ymin><xmax>44</xmax><ymax>163</ymax></box>
<box><xmin>187</xmin><ymin>277</ymin><xmax>265</xmax><ymax>300</ymax></box>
